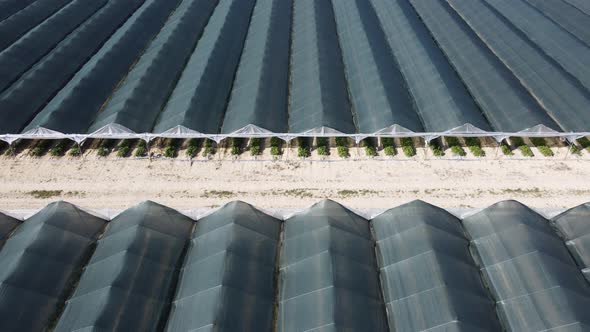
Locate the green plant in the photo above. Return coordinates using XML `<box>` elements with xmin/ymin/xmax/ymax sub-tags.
<box><xmin>249</xmin><ymin>138</ymin><xmax>262</xmax><ymax>156</ymax></box>
<box><xmin>429</xmin><ymin>140</ymin><xmax>444</xmax><ymax>157</ymax></box>
<box><xmin>269</xmin><ymin>137</ymin><xmax>282</xmax><ymax>156</ymax></box>
<box><xmin>97</xmin><ymin>147</ymin><xmax>108</xmax><ymax>157</ymax></box>
<box><xmin>230</xmin><ymin>138</ymin><xmax>243</xmax><ymax>156</ymax></box>
<box><xmin>270</xmin><ymin>137</ymin><xmax>282</xmax><ymax>147</ymax></box>
<box><xmin>135</xmin><ymin>140</ymin><xmax>147</xmax><ymax>157</ymax></box>
<box><xmin>50</xmin><ymin>140</ymin><xmax>67</xmax><ymax>157</ymax></box>
<box><xmin>298</xmin><ymin>146</ymin><xmax>309</xmax><ymax>158</ymax></box>
<box><xmin>186</xmin><ymin>139</ymin><xmax>198</xmax><ymax>157</ymax></box>
<box><xmin>365</xmin><ymin>145</ymin><xmax>377</xmax><ymax>157</ymax></box>
<box><xmin>317</xmin><ymin>145</ymin><xmax>328</xmax><ymax>156</ymax></box>
<box><xmin>518</xmin><ymin>145</ymin><xmax>534</xmax><ymax>157</ymax></box>
<box><xmin>577</xmin><ymin>137</ymin><xmax>590</xmax><ymax>152</ymax></box>
<box><xmin>69</xmin><ymin>144</ymin><xmax>81</xmax><ymax>157</ymax></box>
<box><xmin>381</xmin><ymin>137</ymin><xmax>394</xmax><ymax>147</ymax></box>
<box><xmin>163</xmin><ymin>139</ymin><xmax>180</xmax><ymax>158</ymax></box>
<box><xmin>316</xmin><ymin>137</ymin><xmax>329</xmax><ymax>156</ymax></box>
<box><xmin>570</xmin><ymin>144</ymin><xmax>581</xmax><ymax>156</ymax></box>
<box><xmin>530</xmin><ymin>137</ymin><xmax>553</xmax><ymax>157</ymax></box>
<box><xmin>316</xmin><ymin>137</ymin><xmax>329</xmax><ymax>146</ymax></box>
<box><xmin>361</xmin><ymin>139</ymin><xmax>377</xmax><ymax>157</ymax></box>
<box><xmin>29</xmin><ymin>140</ymin><xmax>51</xmax><ymax>157</ymax></box>
<box><xmin>451</xmin><ymin>145</ymin><xmax>466</xmax><ymax>157</ymax></box>
<box><xmin>501</xmin><ymin>141</ymin><xmax>513</xmax><ymax>155</ymax></box>
<box><xmin>383</xmin><ymin>145</ymin><xmax>396</xmax><ymax>156</ymax></box>
<box><xmin>337</xmin><ymin>145</ymin><xmax>349</xmax><ymax>158</ymax></box>
<box><xmin>116</xmin><ymin>140</ymin><xmax>131</xmax><ymax>158</ymax></box>
<box><xmin>270</xmin><ymin>146</ymin><xmax>281</xmax><ymax>156</ymax></box>
<box><xmin>335</xmin><ymin>137</ymin><xmax>348</xmax><ymax>146</ymax></box>
<box><xmin>202</xmin><ymin>139</ymin><xmax>214</xmax><ymax>157</ymax></box>
<box><xmin>511</xmin><ymin>137</ymin><xmax>533</xmax><ymax>157</ymax></box>
<box><xmin>335</xmin><ymin>137</ymin><xmax>349</xmax><ymax>158</ymax></box>
<box><xmin>5</xmin><ymin>145</ymin><xmax>15</xmax><ymax>156</ymax></box>
<box><xmin>445</xmin><ymin>137</ymin><xmax>466</xmax><ymax>157</ymax></box>
<box><xmin>464</xmin><ymin>137</ymin><xmax>485</xmax><ymax>157</ymax></box>
<box><xmin>400</xmin><ymin>137</ymin><xmax>415</xmax><ymax>157</ymax></box>
<box><xmin>297</xmin><ymin>137</ymin><xmax>310</xmax><ymax>158</ymax></box>
<box><xmin>381</xmin><ymin>137</ymin><xmax>396</xmax><ymax>156</ymax></box>
<box><xmin>537</xmin><ymin>145</ymin><xmax>553</xmax><ymax>157</ymax></box>
<box><xmin>96</xmin><ymin>139</ymin><xmax>114</xmax><ymax>157</ymax></box>
<box><xmin>164</xmin><ymin>146</ymin><xmax>176</xmax><ymax>158</ymax></box>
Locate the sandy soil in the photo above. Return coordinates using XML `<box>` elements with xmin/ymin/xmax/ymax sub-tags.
<box><xmin>1</xmin><ymin>145</ymin><xmax>589</xmax><ymax>213</ymax></box>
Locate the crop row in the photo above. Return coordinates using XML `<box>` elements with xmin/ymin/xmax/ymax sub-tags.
<box><xmin>0</xmin><ymin>137</ymin><xmax>585</xmax><ymax>159</ymax></box>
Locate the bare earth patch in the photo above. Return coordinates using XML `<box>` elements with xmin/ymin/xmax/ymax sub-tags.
<box><xmin>1</xmin><ymin>156</ymin><xmax>589</xmax><ymax>211</ymax></box>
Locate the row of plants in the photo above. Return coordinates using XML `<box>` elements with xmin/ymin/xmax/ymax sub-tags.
<box><xmin>3</xmin><ymin>136</ymin><xmax>589</xmax><ymax>159</ymax></box>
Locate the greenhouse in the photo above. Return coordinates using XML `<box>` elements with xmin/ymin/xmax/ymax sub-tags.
<box><xmin>1</xmin><ymin>0</ymin><xmax>590</xmax><ymax>145</ymax></box>
<box><xmin>0</xmin><ymin>199</ymin><xmax>589</xmax><ymax>331</ymax></box>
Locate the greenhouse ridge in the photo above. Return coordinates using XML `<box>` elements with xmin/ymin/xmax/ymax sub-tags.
<box><xmin>1</xmin><ymin>199</ymin><xmax>590</xmax><ymax>330</ymax></box>
<box><xmin>1</xmin><ymin>0</ymin><xmax>590</xmax><ymax>144</ymax></box>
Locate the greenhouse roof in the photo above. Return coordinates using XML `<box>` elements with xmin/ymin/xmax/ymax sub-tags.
<box><xmin>1</xmin><ymin>0</ymin><xmax>590</xmax><ymax>144</ymax></box>
<box><xmin>1</xmin><ymin>199</ymin><xmax>590</xmax><ymax>331</ymax></box>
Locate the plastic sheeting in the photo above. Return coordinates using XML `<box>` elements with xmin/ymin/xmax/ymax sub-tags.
<box><xmin>523</xmin><ymin>0</ymin><xmax>590</xmax><ymax>47</ymax></box>
<box><xmin>0</xmin><ymin>0</ymin><xmax>73</xmax><ymax>52</ymax></box>
<box><xmin>332</xmin><ymin>0</ymin><xmax>423</xmax><ymax>134</ymax></box>
<box><xmin>411</xmin><ymin>0</ymin><xmax>560</xmax><ymax>133</ymax></box>
<box><xmin>483</xmin><ymin>0</ymin><xmax>590</xmax><ymax>92</ymax></box>
<box><xmin>372</xmin><ymin>201</ymin><xmax>501</xmax><ymax>331</ymax></box>
<box><xmin>55</xmin><ymin>201</ymin><xmax>194</xmax><ymax>332</ymax></box>
<box><xmin>0</xmin><ymin>0</ymin><xmax>106</xmax><ymax>93</ymax></box>
<box><xmin>368</xmin><ymin>0</ymin><xmax>491</xmax><ymax>133</ymax></box>
<box><xmin>220</xmin><ymin>0</ymin><xmax>291</xmax><ymax>134</ymax></box>
<box><xmin>0</xmin><ymin>212</ymin><xmax>19</xmax><ymax>250</ymax></box>
<box><xmin>278</xmin><ymin>200</ymin><xmax>388</xmax><ymax>331</ymax></box>
<box><xmin>288</xmin><ymin>0</ymin><xmax>355</xmax><ymax>134</ymax></box>
<box><xmin>1</xmin><ymin>0</ymin><xmax>590</xmax><ymax>141</ymax></box>
<box><xmin>0</xmin><ymin>200</ymin><xmax>590</xmax><ymax>330</ymax></box>
<box><xmin>553</xmin><ymin>203</ymin><xmax>590</xmax><ymax>282</ymax></box>
<box><xmin>447</xmin><ymin>0</ymin><xmax>590</xmax><ymax>133</ymax></box>
<box><xmin>0</xmin><ymin>0</ymin><xmax>36</xmax><ymax>22</ymax></box>
<box><xmin>463</xmin><ymin>201</ymin><xmax>590</xmax><ymax>331</ymax></box>
<box><xmin>564</xmin><ymin>0</ymin><xmax>590</xmax><ymax>15</ymax></box>
<box><xmin>165</xmin><ymin>201</ymin><xmax>280</xmax><ymax>331</ymax></box>
<box><xmin>24</xmin><ymin>0</ymin><xmax>181</xmax><ymax>134</ymax></box>
<box><xmin>0</xmin><ymin>0</ymin><xmax>144</xmax><ymax>134</ymax></box>
<box><xmin>153</xmin><ymin>0</ymin><xmax>256</xmax><ymax>134</ymax></box>
<box><xmin>88</xmin><ymin>0</ymin><xmax>219</xmax><ymax>134</ymax></box>
<box><xmin>0</xmin><ymin>201</ymin><xmax>106</xmax><ymax>332</ymax></box>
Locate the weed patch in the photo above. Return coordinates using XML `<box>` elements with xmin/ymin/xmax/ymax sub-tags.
<box><xmin>29</xmin><ymin>190</ymin><xmax>63</xmax><ymax>199</ymax></box>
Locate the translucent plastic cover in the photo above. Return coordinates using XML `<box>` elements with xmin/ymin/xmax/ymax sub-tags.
<box><xmin>0</xmin><ymin>201</ymin><xmax>106</xmax><ymax>332</ymax></box>
<box><xmin>463</xmin><ymin>201</ymin><xmax>590</xmax><ymax>331</ymax></box>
